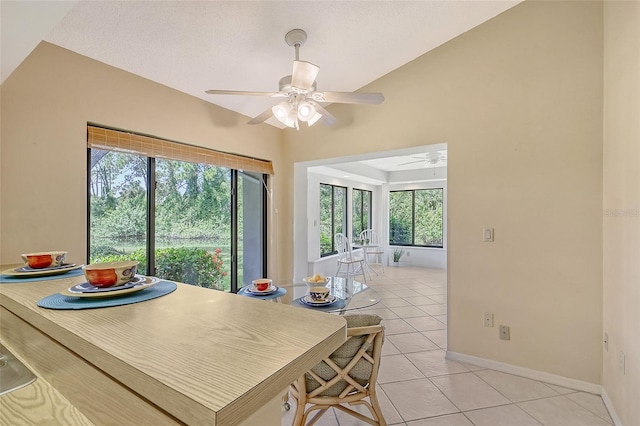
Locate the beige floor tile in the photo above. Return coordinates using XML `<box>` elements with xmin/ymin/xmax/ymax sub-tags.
<box><xmin>432</xmin><ymin>314</ymin><xmax>447</xmax><ymax>325</ymax></box>
<box><xmin>419</xmin><ymin>304</ymin><xmax>447</xmax><ymax>316</ymax></box>
<box><xmin>421</xmin><ymin>330</ymin><xmax>446</xmax><ymax>349</ymax></box>
<box><xmin>382</xmin><ymin>379</ymin><xmax>459</xmax><ymax>421</ymax></box>
<box><xmin>406</xmin><ymin>413</ymin><xmax>474</xmax><ymax>426</ymax></box>
<box><xmin>544</xmin><ymin>383</ymin><xmax>578</xmax><ymax>394</ymax></box>
<box><xmin>390</xmin><ymin>288</ymin><xmax>423</xmax><ymax>298</ymax></box>
<box><xmin>382</xmin><ymin>340</ymin><xmax>402</xmax><ymax>356</ymax></box>
<box><xmin>383</xmin><ymin>318</ymin><xmax>418</xmax><ymax>335</ymax></box>
<box><xmin>281</xmin><ymin>401</ymin><xmax>339</xmax><ymax>425</ymax></box>
<box><xmin>565</xmin><ymin>392</ymin><xmax>613</xmax><ymax>424</ymax></box>
<box><xmin>415</xmin><ymin>287</ymin><xmax>447</xmax><ymax>296</ymax></box>
<box><xmin>405</xmin><ymin>350</ymin><xmax>469</xmax><ymax>377</ymax></box>
<box><xmin>474</xmin><ymin>370</ymin><xmax>559</xmax><ymax>402</ymax></box>
<box><xmin>518</xmin><ymin>396</ymin><xmax>612</xmax><ymax>426</ymax></box>
<box><xmin>404</xmin><ymin>316</ymin><xmax>446</xmax><ymax>332</ymax></box>
<box><xmin>464</xmin><ymin>404</ymin><xmax>542</xmax><ymax>426</ymax></box>
<box><xmin>391</xmin><ymin>305</ymin><xmax>432</xmax><ymax>318</ymax></box>
<box><xmin>358</xmin><ymin>307</ymin><xmax>400</xmax><ymax>320</ymax></box>
<box><xmin>332</xmin><ymin>391</ymin><xmax>404</xmax><ymax>425</ymax></box>
<box><xmin>378</xmin><ymin>354</ymin><xmax>425</xmax><ymax>384</ymax></box>
<box><xmin>408</xmin><ymin>296</ymin><xmax>440</xmax><ymax>305</ymax></box>
<box><xmin>458</xmin><ymin>362</ymin><xmax>485</xmax><ymax>372</ymax></box>
<box><xmin>388</xmin><ymin>332</ymin><xmax>439</xmax><ymax>353</ymax></box>
<box><xmin>383</xmin><ymin>297</ymin><xmax>413</xmax><ymax>308</ymax></box>
<box><xmin>430</xmin><ymin>372</ymin><xmax>511</xmax><ymax>411</ymax></box>
<box><xmin>427</xmin><ymin>295</ymin><xmax>447</xmax><ymax>304</ymax></box>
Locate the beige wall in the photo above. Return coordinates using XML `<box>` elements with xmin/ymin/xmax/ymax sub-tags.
<box><xmin>285</xmin><ymin>1</ymin><xmax>604</xmax><ymax>384</ymax></box>
<box><xmin>0</xmin><ymin>42</ymin><xmax>287</xmax><ymax>279</ymax></box>
<box><xmin>603</xmin><ymin>1</ymin><xmax>640</xmax><ymax>424</ymax></box>
<box><xmin>4</xmin><ymin>0</ymin><xmax>633</xmax><ymax>411</ymax></box>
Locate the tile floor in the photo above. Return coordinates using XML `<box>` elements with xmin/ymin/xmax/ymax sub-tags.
<box><xmin>282</xmin><ymin>266</ymin><xmax>614</xmax><ymax>426</ymax></box>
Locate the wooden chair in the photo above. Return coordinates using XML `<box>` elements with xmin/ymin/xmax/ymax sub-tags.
<box><xmin>359</xmin><ymin>229</ymin><xmax>385</xmax><ymax>274</ymax></box>
<box><xmin>289</xmin><ymin>314</ymin><xmax>386</xmax><ymax>425</ymax></box>
<box><xmin>335</xmin><ymin>233</ymin><xmax>367</xmax><ymax>283</ymax></box>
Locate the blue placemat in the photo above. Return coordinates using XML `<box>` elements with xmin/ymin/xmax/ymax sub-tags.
<box><xmin>237</xmin><ymin>286</ymin><xmax>287</xmax><ymax>300</ymax></box>
<box><xmin>37</xmin><ymin>281</ymin><xmax>177</xmax><ymax>310</ymax></box>
<box><xmin>292</xmin><ymin>297</ymin><xmax>346</xmax><ymax>312</ymax></box>
<box><xmin>1</xmin><ymin>268</ymin><xmax>85</xmax><ymax>284</ymax></box>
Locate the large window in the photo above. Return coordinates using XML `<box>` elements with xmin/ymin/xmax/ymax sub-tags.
<box><xmin>389</xmin><ymin>189</ymin><xmax>443</xmax><ymax>247</ymax></box>
<box><xmin>319</xmin><ymin>184</ymin><xmax>347</xmax><ymax>256</ymax></box>
<box><xmin>352</xmin><ymin>188</ymin><xmax>372</xmax><ymax>241</ymax></box>
<box><xmin>88</xmin><ymin>127</ymin><xmax>269</xmax><ymax>293</ymax></box>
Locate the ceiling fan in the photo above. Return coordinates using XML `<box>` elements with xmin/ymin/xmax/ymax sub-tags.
<box><xmin>205</xmin><ymin>29</ymin><xmax>384</xmax><ymax>129</ymax></box>
<box><xmin>399</xmin><ymin>152</ymin><xmax>448</xmax><ymax>167</ymax></box>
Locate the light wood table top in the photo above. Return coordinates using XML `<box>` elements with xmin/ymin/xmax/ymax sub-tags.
<box><xmin>0</xmin><ymin>269</ymin><xmax>347</xmax><ymax>425</ymax></box>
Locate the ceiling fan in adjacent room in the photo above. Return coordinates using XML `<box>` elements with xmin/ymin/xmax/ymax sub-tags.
<box><xmin>205</xmin><ymin>29</ymin><xmax>384</xmax><ymax>129</ymax></box>
<box><xmin>399</xmin><ymin>151</ymin><xmax>448</xmax><ymax>168</ymax></box>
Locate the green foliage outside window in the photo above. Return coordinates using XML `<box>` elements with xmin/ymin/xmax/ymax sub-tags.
<box><xmin>389</xmin><ymin>189</ymin><xmax>443</xmax><ymax>247</ymax></box>
<box><xmin>93</xmin><ymin>247</ymin><xmax>227</xmax><ymax>290</ymax></box>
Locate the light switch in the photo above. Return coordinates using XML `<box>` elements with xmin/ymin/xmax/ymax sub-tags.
<box><xmin>483</xmin><ymin>227</ymin><xmax>494</xmax><ymax>242</ymax></box>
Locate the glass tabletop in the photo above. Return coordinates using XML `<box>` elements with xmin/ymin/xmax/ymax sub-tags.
<box><xmin>239</xmin><ymin>276</ymin><xmax>381</xmax><ymax>314</ymax></box>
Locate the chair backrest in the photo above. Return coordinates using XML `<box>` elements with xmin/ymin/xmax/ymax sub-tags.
<box><xmin>359</xmin><ymin>229</ymin><xmax>380</xmax><ymax>246</ymax></box>
<box><xmin>304</xmin><ymin>314</ymin><xmax>384</xmax><ymax>399</ymax></box>
<box><xmin>334</xmin><ymin>233</ymin><xmax>353</xmax><ymax>259</ymax></box>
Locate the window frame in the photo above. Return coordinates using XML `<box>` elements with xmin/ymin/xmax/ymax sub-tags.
<box><xmin>87</xmin><ymin>148</ymin><xmax>268</xmax><ymax>293</ymax></box>
<box><xmin>352</xmin><ymin>188</ymin><xmax>372</xmax><ymax>241</ymax></box>
<box><xmin>389</xmin><ymin>188</ymin><xmax>444</xmax><ymax>248</ymax></box>
<box><xmin>319</xmin><ymin>183</ymin><xmax>348</xmax><ymax>257</ymax></box>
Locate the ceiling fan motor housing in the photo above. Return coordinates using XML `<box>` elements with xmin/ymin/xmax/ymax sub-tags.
<box><xmin>285</xmin><ymin>29</ymin><xmax>307</xmax><ymax>47</ymax></box>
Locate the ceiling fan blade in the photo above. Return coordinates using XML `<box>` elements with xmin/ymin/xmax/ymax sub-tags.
<box><xmin>205</xmin><ymin>89</ymin><xmax>286</xmax><ymax>97</ymax></box>
<box><xmin>247</xmin><ymin>108</ymin><xmax>274</xmax><ymax>125</ymax></box>
<box><xmin>317</xmin><ymin>91</ymin><xmax>385</xmax><ymax>105</ymax></box>
<box><xmin>311</xmin><ymin>102</ymin><xmax>337</xmax><ymax>126</ymax></box>
<box><xmin>398</xmin><ymin>160</ymin><xmax>426</xmax><ymax>166</ymax></box>
<box><xmin>291</xmin><ymin>60</ymin><xmax>320</xmax><ymax>90</ymax></box>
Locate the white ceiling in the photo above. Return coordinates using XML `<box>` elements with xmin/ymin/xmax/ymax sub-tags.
<box><xmin>2</xmin><ymin>0</ymin><xmax>521</xmax><ymax>129</ymax></box>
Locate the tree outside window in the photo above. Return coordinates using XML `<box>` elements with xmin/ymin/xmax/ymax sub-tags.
<box><xmin>389</xmin><ymin>189</ymin><xmax>443</xmax><ymax>247</ymax></box>
<box><xmin>352</xmin><ymin>189</ymin><xmax>372</xmax><ymax>241</ymax></box>
<box><xmin>320</xmin><ymin>184</ymin><xmax>347</xmax><ymax>256</ymax></box>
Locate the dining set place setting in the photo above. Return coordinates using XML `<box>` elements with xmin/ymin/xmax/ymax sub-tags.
<box><xmin>238</xmin><ymin>274</ymin><xmax>351</xmax><ymax>312</ymax></box>
<box><xmin>2</xmin><ymin>250</ymin><xmax>176</xmax><ymax>310</ymax></box>
<box><xmin>237</xmin><ymin>278</ymin><xmax>287</xmax><ymax>300</ymax></box>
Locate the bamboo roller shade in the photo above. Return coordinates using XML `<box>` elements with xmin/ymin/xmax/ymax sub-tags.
<box><xmin>87</xmin><ymin>125</ymin><xmax>274</xmax><ymax>175</ymax></box>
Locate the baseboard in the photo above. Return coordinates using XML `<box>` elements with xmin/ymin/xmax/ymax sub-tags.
<box><xmin>601</xmin><ymin>388</ymin><xmax>624</xmax><ymax>426</ymax></box>
<box><xmin>445</xmin><ymin>351</ymin><xmax>601</xmax><ymax>394</ymax></box>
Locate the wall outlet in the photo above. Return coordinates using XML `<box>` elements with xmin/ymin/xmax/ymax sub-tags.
<box><xmin>499</xmin><ymin>325</ymin><xmax>510</xmax><ymax>340</ymax></box>
<box><xmin>406</xmin><ymin>251</ymin><xmax>410</xmax><ymax>257</ymax></box>
<box><xmin>483</xmin><ymin>227</ymin><xmax>494</xmax><ymax>242</ymax></box>
<box><xmin>483</xmin><ymin>313</ymin><xmax>494</xmax><ymax>327</ymax></box>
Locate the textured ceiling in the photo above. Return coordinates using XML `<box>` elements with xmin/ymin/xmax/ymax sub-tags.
<box><xmin>33</xmin><ymin>0</ymin><xmax>522</xmax><ymax>128</ymax></box>
<box><xmin>2</xmin><ymin>1</ymin><xmax>520</xmax><ymax>178</ymax></box>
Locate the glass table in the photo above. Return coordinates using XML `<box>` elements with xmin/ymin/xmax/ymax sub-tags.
<box><xmin>237</xmin><ymin>276</ymin><xmax>381</xmax><ymax>314</ymax></box>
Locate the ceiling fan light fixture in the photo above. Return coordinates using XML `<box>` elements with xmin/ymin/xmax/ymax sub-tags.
<box><xmin>297</xmin><ymin>101</ymin><xmax>316</xmax><ymax>121</ymax></box>
<box><xmin>272</xmin><ymin>102</ymin><xmax>297</xmax><ymax>128</ymax></box>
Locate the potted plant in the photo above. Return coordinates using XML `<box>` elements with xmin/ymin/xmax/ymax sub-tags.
<box><xmin>392</xmin><ymin>248</ymin><xmax>404</xmax><ymax>266</ymax></box>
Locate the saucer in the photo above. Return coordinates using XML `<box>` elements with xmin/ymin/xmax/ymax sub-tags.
<box><xmin>68</xmin><ymin>275</ymin><xmax>145</xmax><ymax>293</ymax></box>
<box><xmin>60</xmin><ymin>276</ymin><xmax>160</xmax><ymax>298</ymax></box>
<box><xmin>245</xmin><ymin>285</ymin><xmax>279</xmax><ymax>295</ymax></box>
<box><xmin>300</xmin><ymin>295</ymin><xmax>338</xmax><ymax>307</ymax></box>
<box><xmin>2</xmin><ymin>263</ymin><xmax>83</xmax><ymax>278</ymax></box>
